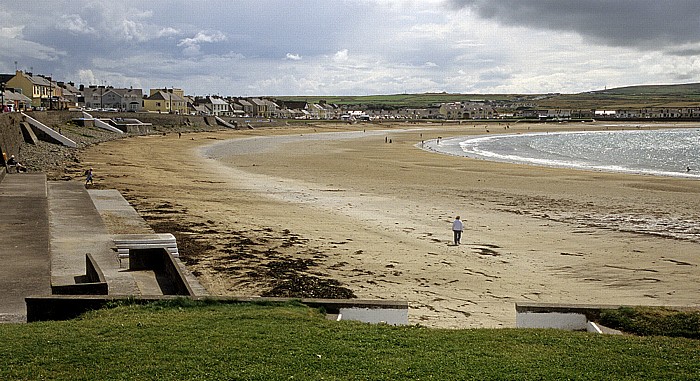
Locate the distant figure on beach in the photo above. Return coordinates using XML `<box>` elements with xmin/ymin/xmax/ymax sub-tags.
<box><xmin>452</xmin><ymin>216</ymin><xmax>463</xmax><ymax>246</ymax></box>
<box><xmin>85</xmin><ymin>168</ymin><xmax>94</xmax><ymax>186</ymax></box>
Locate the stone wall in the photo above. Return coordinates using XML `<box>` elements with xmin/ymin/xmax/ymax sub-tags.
<box><xmin>28</xmin><ymin>110</ymin><xmax>211</xmax><ymax>129</ymax></box>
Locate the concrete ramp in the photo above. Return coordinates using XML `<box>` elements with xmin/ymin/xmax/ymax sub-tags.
<box><xmin>215</xmin><ymin>116</ymin><xmax>238</xmax><ymax>129</ymax></box>
<box><xmin>88</xmin><ymin>189</ymin><xmax>153</xmax><ymax>233</ymax></box>
<box><xmin>20</xmin><ymin>122</ymin><xmax>40</xmax><ymax>144</ymax></box>
<box><xmin>80</xmin><ymin>112</ymin><xmax>123</xmax><ymax>134</ymax></box>
<box><xmin>94</xmin><ymin>118</ymin><xmax>124</xmax><ymax>134</ymax></box>
<box><xmin>21</xmin><ymin>113</ymin><xmax>78</xmax><ymax>148</ymax></box>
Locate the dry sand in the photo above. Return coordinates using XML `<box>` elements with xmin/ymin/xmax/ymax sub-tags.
<box><xmin>79</xmin><ymin>122</ymin><xmax>700</xmax><ymax>329</ymax></box>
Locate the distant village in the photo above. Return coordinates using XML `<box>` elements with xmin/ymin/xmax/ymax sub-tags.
<box><xmin>2</xmin><ymin>70</ymin><xmax>700</xmax><ymax>121</ymax></box>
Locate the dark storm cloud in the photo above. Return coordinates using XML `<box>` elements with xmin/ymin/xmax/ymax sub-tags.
<box><xmin>448</xmin><ymin>0</ymin><xmax>700</xmax><ymax>52</ymax></box>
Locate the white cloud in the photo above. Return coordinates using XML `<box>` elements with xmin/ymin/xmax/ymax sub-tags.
<box><xmin>0</xmin><ymin>26</ymin><xmax>23</xmax><ymax>39</ymax></box>
<box><xmin>157</xmin><ymin>27</ymin><xmax>180</xmax><ymax>38</ymax></box>
<box><xmin>120</xmin><ymin>19</ymin><xmax>147</xmax><ymax>41</ymax></box>
<box><xmin>58</xmin><ymin>14</ymin><xmax>95</xmax><ymax>34</ymax></box>
<box><xmin>177</xmin><ymin>30</ymin><xmax>227</xmax><ymax>55</ymax></box>
<box><xmin>333</xmin><ymin>49</ymin><xmax>349</xmax><ymax>62</ymax></box>
<box><xmin>77</xmin><ymin>69</ymin><xmax>97</xmax><ymax>85</ymax></box>
<box><xmin>285</xmin><ymin>53</ymin><xmax>302</xmax><ymax>61</ymax></box>
<box><xmin>178</xmin><ymin>30</ymin><xmax>227</xmax><ymax>46</ymax></box>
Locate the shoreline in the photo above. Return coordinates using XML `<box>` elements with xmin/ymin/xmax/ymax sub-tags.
<box><xmin>79</xmin><ymin>121</ymin><xmax>700</xmax><ymax>328</ymax></box>
<box><xmin>421</xmin><ymin>125</ymin><xmax>700</xmax><ymax>180</ymax></box>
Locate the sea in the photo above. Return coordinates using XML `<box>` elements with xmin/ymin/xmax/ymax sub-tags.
<box><xmin>425</xmin><ymin>125</ymin><xmax>700</xmax><ymax>179</ymax></box>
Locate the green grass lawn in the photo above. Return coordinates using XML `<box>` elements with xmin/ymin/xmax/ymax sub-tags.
<box><xmin>1</xmin><ymin>301</ymin><xmax>698</xmax><ymax>380</ymax></box>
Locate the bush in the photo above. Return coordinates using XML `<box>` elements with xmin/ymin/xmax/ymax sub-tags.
<box><xmin>600</xmin><ymin>306</ymin><xmax>700</xmax><ymax>339</ymax></box>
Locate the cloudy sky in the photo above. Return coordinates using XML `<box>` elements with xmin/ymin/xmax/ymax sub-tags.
<box><xmin>1</xmin><ymin>0</ymin><xmax>699</xmax><ymax>96</ymax></box>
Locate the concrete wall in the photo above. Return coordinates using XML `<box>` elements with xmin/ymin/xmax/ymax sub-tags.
<box><xmin>23</xmin><ymin>110</ymin><xmax>211</xmax><ymax>130</ymax></box>
<box><xmin>51</xmin><ymin>254</ymin><xmax>108</xmax><ymax>295</ymax></box>
<box><xmin>85</xmin><ymin>253</ymin><xmax>106</xmax><ymax>284</ymax></box>
<box><xmin>129</xmin><ymin>248</ymin><xmax>194</xmax><ymax>296</ymax></box>
<box><xmin>0</xmin><ymin>113</ymin><xmax>26</xmax><ymax>165</ymax></box>
<box><xmin>338</xmin><ymin>306</ymin><xmax>409</xmax><ymax>325</ymax></box>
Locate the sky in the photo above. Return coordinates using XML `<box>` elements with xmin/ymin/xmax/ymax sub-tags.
<box><xmin>1</xmin><ymin>0</ymin><xmax>700</xmax><ymax>96</ymax></box>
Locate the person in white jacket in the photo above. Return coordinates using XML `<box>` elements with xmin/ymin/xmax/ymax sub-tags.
<box><xmin>452</xmin><ymin>216</ymin><xmax>463</xmax><ymax>245</ymax></box>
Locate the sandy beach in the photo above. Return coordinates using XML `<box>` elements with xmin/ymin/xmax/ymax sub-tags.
<box><xmin>79</xmin><ymin>122</ymin><xmax>700</xmax><ymax>329</ymax></box>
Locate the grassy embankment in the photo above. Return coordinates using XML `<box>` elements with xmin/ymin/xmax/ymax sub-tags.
<box><xmin>1</xmin><ymin>301</ymin><xmax>698</xmax><ymax>380</ymax></box>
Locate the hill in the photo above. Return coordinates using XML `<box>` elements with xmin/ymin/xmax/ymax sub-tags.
<box><xmin>538</xmin><ymin>83</ymin><xmax>700</xmax><ymax>109</ymax></box>
<box><xmin>276</xmin><ymin>83</ymin><xmax>700</xmax><ymax>110</ymax></box>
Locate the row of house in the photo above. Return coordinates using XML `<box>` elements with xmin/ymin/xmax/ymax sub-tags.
<box><xmin>521</xmin><ymin>108</ymin><xmax>700</xmax><ymax>120</ymax></box>
<box><xmin>0</xmin><ymin>71</ymin><xmax>288</xmax><ymax>117</ymax></box>
<box><xmin>0</xmin><ymin>70</ymin><xmax>68</xmax><ymax>111</ymax></box>
<box><xmin>5</xmin><ymin>70</ymin><xmax>700</xmax><ymax>121</ymax></box>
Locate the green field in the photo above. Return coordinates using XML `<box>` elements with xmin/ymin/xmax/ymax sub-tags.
<box><xmin>1</xmin><ymin>301</ymin><xmax>698</xmax><ymax>380</ymax></box>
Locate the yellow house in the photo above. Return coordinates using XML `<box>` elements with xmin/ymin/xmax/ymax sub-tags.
<box><xmin>143</xmin><ymin>88</ymin><xmax>187</xmax><ymax>114</ymax></box>
<box><xmin>6</xmin><ymin>70</ymin><xmax>52</xmax><ymax>108</ymax></box>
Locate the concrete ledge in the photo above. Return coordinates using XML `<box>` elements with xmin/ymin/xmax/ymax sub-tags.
<box><xmin>515</xmin><ymin>302</ymin><xmax>623</xmax><ymax>325</ymax></box>
<box><xmin>26</xmin><ymin>295</ymin><xmax>409</xmax><ymax>323</ymax></box>
<box><xmin>51</xmin><ymin>254</ymin><xmax>108</xmax><ymax>295</ymax></box>
<box><xmin>515</xmin><ymin>302</ymin><xmax>700</xmax><ymax>330</ymax></box>
<box><xmin>114</xmin><ymin>233</ymin><xmax>178</xmax><ymax>258</ymax></box>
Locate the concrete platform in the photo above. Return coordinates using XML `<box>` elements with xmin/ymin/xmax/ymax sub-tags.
<box><xmin>0</xmin><ymin>174</ymin><xmax>51</xmax><ymax>322</ymax></box>
<box><xmin>88</xmin><ymin>190</ymin><xmax>153</xmax><ymax>234</ymax></box>
<box><xmin>48</xmin><ymin>181</ymin><xmax>139</xmax><ymax>295</ymax></box>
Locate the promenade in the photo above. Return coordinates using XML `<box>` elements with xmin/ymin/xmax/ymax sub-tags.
<box><xmin>0</xmin><ymin>171</ymin><xmax>206</xmax><ymax>323</ymax></box>
<box><xmin>0</xmin><ymin>173</ymin><xmax>50</xmax><ymax>322</ymax></box>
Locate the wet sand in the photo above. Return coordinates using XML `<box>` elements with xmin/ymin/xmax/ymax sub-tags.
<box><xmin>79</xmin><ymin>122</ymin><xmax>700</xmax><ymax>328</ymax></box>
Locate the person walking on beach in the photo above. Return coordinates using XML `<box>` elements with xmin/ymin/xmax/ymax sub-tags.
<box><xmin>452</xmin><ymin>216</ymin><xmax>463</xmax><ymax>245</ymax></box>
<box><xmin>85</xmin><ymin>168</ymin><xmax>94</xmax><ymax>186</ymax></box>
